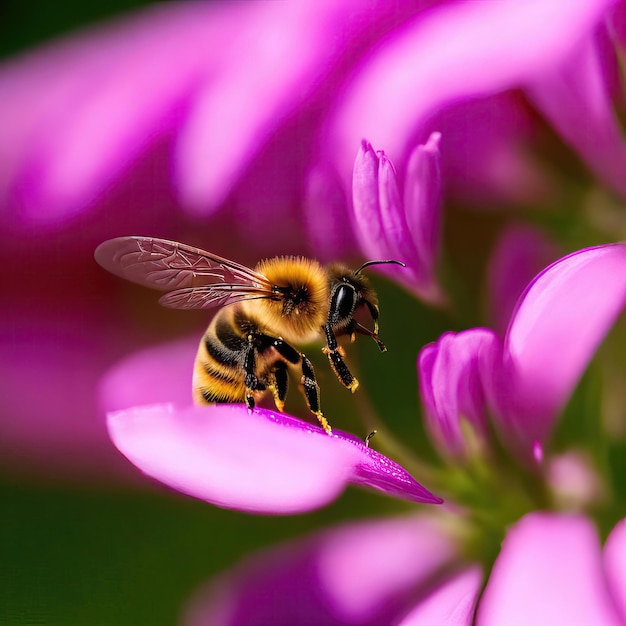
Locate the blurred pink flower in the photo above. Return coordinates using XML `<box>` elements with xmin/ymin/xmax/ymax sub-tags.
<box><xmin>420</xmin><ymin>243</ymin><xmax>626</xmax><ymax>460</ymax></box>
<box><xmin>182</xmin><ymin>512</ymin><xmax>626</xmax><ymax>625</ymax></box>
<box><xmin>1</xmin><ymin>0</ymin><xmax>621</xmax><ymax>240</ymax></box>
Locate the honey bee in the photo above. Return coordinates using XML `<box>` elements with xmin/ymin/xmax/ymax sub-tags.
<box><xmin>95</xmin><ymin>237</ymin><xmax>403</xmax><ymax>434</ymax></box>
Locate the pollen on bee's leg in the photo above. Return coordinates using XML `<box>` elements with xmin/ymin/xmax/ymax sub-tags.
<box><xmin>315</xmin><ymin>411</ymin><xmax>332</xmax><ymax>435</ymax></box>
<box><xmin>348</xmin><ymin>378</ymin><xmax>359</xmax><ymax>393</ymax></box>
<box><xmin>246</xmin><ymin>393</ymin><xmax>255</xmax><ymax>413</ymax></box>
<box><xmin>322</xmin><ymin>345</ymin><xmax>346</xmax><ymax>357</ymax></box>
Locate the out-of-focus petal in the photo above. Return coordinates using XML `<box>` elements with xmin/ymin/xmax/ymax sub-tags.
<box><xmin>418</xmin><ymin>329</ymin><xmax>500</xmax><ymax>459</ymax></box>
<box><xmin>0</xmin><ymin>306</ymin><xmax>140</xmax><ymax>481</ymax></box>
<box><xmin>98</xmin><ymin>336</ymin><xmax>198</xmax><ymax>412</ymax></box>
<box><xmin>329</xmin><ymin>0</ymin><xmax>615</xmax><ymax>176</ymax></box>
<box><xmin>174</xmin><ymin>0</ymin><xmax>438</xmax><ymax>214</ymax></box>
<box><xmin>303</xmin><ymin>162</ymin><xmax>356</xmax><ymax>263</ymax></box>
<box><xmin>604</xmin><ymin>518</ymin><xmax>626</xmax><ymax>622</ymax></box>
<box><xmin>107</xmin><ymin>404</ymin><xmax>441</xmax><ymax>514</ymax></box>
<box><xmin>183</xmin><ymin>515</ymin><xmax>461</xmax><ymax>626</ymax></box>
<box><xmin>422</xmin><ymin>93</ymin><xmax>554</xmax><ymax>209</ymax></box>
<box><xmin>497</xmin><ymin>243</ymin><xmax>626</xmax><ymax>448</ymax></box>
<box><xmin>398</xmin><ymin>567</ymin><xmax>482</xmax><ymax>626</ymax></box>
<box><xmin>486</xmin><ymin>224</ymin><xmax>560</xmax><ymax>336</ymax></box>
<box><xmin>352</xmin><ymin>136</ymin><xmax>443</xmax><ymax>302</ymax></box>
<box><xmin>477</xmin><ymin>512</ymin><xmax>623</xmax><ymax>626</ymax></box>
<box><xmin>527</xmin><ymin>23</ymin><xmax>626</xmax><ymax>197</ymax></box>
<box><xmin>0</xmin><ymin>3</ymin><xmax>233</xmax><ymax>224</ymax></box>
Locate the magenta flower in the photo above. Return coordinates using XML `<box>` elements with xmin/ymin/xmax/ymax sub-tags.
<box><xmin>420</xmin><ymin>243</ymin><xmax>626</xmax><ymax>461</ymax></box>
<box><xmin>1</xmin><ymin>0</ymin><xmax>621</xmax><ymax>242</ymax></box>
<box><xmin>182</xmin><ymin>512</ymin><xmax>626</xmax><ymax>625</ymax></box>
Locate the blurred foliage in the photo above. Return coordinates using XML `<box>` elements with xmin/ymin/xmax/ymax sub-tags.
<box><xmin>0</xmin><ymin>476</ymin><xmax>402</xmax><ymax>626</ymax></box>
<box><xmin>0</xmin><ymin>0</ymin><xmax>157</xmax><ymax>58</ymax></box>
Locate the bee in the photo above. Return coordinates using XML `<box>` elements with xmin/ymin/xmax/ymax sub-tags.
<box><xmin>95</xmin><ymin>236</ymin><xmax>403</xmax><ymax>434</ymax></box>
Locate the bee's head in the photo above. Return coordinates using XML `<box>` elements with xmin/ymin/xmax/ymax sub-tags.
<box><xmin>327</xmin><ymin>260</ymin><xmax>405</xmax><ymax>351</ymax></box>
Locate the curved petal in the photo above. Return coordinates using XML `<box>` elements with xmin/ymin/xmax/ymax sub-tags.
<box><xmin>183</xmin><ymin>515</ymin><xmax>461</xmax><ymax>626</ymax></box>
<box><xmin>175</xmin><ymin>0</ymin><xmax>436</xmax><ymax>214</ymax></box>
<box><xmin>107</xmin><ymin>404</ymin><xmax>441</xmax><ymax>514</ymax></box>
<box><xmin>418</xmin><ymin>329</ymin><xmax>501</xmax><ymax>459</ymax></box>
<box><xmin>351</xmin><ymin>136</ymin><xmax>443</xmax><ymax>302</ymax></box>
<box><xmin>0</xmin><ymin>2</ymin><xmax>232</xmax><ymax>224</ymax></box>
<box><xmin>477</xmin><ymin>512</ymin><xmax>623</xmax><ymax>626</ymax></box>
<box><xmin>604</xmin><ymin>518</ymin><xmax>626</xmax><ymax>622</ymax></box>
<box><xmin>329</xmin><ymin>0</ymin><xmax>614</xmax><ymax>177</ymax></box>
<box><xmin>398</xmin><ymin>567</ymin><xmax>482</xmax><ymax>626</ymax></box>
<box><xmin>498</xmin><ymin>243</ymin><xmax>626</xmax><ymax>447</ymax></box>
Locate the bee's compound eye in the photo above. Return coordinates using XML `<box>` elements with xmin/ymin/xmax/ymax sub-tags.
<box><xmin>331</xmin><ymin>284</ymin><xmax>355</xmax><ymax>323</ymax></box>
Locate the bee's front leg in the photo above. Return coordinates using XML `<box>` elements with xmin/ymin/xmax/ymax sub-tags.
<box><xmin>323</xmin><ymin>323</ymin><xmax>359</xmax><ymax>393</ymax></box>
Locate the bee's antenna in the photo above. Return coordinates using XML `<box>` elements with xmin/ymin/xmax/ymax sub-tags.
<box><xmin>355</xmin><ymin>259</ymin><xmax>406</xmax><ymax>275</ymax></box>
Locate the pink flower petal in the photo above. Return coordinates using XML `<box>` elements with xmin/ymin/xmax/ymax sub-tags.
<box><xmin>527</xmin><ymin>21</ymin><xmax>626</xmax><ymax>197</ymax></box>
<box><xmin>499</xmin><ymin>243</ymin><xmax>626</xmax><ymax>447</ymax></box>
<box><xmin>98</xmin><ymin>335</ymin><xmax>199</xmax><ymax>412</ymax></box>
<box><xmin>0</xmin><ymin>3</ymin><xmax>232</xmax><ymax>223</ymax></box>
<box><xmin>477</xmin><ymin>512</ymin><xmax>623</xmax><ymax>626</ymax></box>
<box><xmin>183</xmin><ymin>515</ymin><xmax>461</xmax><ymax>625</ymax></box>
<box><xmin>329</xmin><ymin>0</ymin><xmax>614</xmax><ymax>175</ymax></box>
<box><xmin>0</xmin><ymin>305</ymin><xmax>141</xmax><ymax>481</ymax></box>
<box><xmin>107</xmin><ymin>404</ymin><xmax>441</xmax><ymax>514</ymax></box>
<box><xmin>351</xmin><ymin>136</ymin><xmax>443</xmax><ymax>302</ymax></box>
<box><xmin>174</xmin><ymin>0</ymin><xmax>433</xmax><ymax>214</ymax></box>
<box><xmin>418</xmin><ymin>329</ymin><xmax>500</xmax><ymax>459</ymax></box>
<box><xmin>604</xmin><ymin>518</ymin><xmax>626</xmax><ymax>622</ymax></box>
<box><xmin>398</xmin><ymin>567</ymin><xmax>482</xmax><ymax>626</ymax></box>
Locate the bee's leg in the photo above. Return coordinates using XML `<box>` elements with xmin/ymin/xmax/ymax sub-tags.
<box><xmin>243</xmin><ymin>336</ymin><xmax>266</xmax><ymax>410</ymax></box>
<box><xmin>267</xmin><ymin>336</ymin><xmax>331</xmax><ymax>435</ymax></box>
<box><xmin>270</xmin><ymin>361</ymin><xmax>288</xmax><ymax>412</ymax></box>
<box><xmin>323</xmin><ymin>323</ymin><xmax>359</xmax><ymax>392</ymax></box>
<box><xmin>301</xmin><ymin>354</ymin><xmax>332</xmax><ymax>435</ymax></box>
<box><xmin>262</xmin><ymin>335</ymin><xmax>333</xmax><ymax>435</ymax></box>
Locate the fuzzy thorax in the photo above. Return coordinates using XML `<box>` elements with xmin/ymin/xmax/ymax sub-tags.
<box><xmin>249</xmin><ymin>256</ymin><xmax>330</xmax><ymax>343</ymax></box>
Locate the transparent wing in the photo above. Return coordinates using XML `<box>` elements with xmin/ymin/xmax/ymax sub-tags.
<box><xmin>95</xmin><ymin>236</ymin><xmax>276</xmax><ymax>309</ymax></box>
<box><xmin>159</xmin><ymin>287</ymin><xmax>271</xmax><ymax>310</ymax></box>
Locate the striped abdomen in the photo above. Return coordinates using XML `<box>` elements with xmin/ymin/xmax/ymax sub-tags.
<box><xmin>193</xmin><ymin>305</ymin><xmax>251</xmax><ymax>404</ymax></box>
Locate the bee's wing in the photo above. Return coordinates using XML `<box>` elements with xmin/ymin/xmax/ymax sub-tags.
<box><xmin>158</xmin><ymin>287</ymin><xmax>271</xmax><ymax>310</ymax></box>
<box><xmin>95</xmin><ymin>236</ymin><xmax>276</xmax><ymax>309</ymax></box>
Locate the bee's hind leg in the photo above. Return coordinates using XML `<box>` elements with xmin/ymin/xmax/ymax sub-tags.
<box><xmin>270</xmin><ymin>362</ymin><xmax>288</xmax><ymax>412</ymax></box>
<box><xmin>301</xmin><ymin>354</ymin><xmax>332</xmax><ymax>435</ymax></box>
<box><xmin>269</xmin><ymin>337</ymin><xmax>332</xmax><ymax>435</ymax></box>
